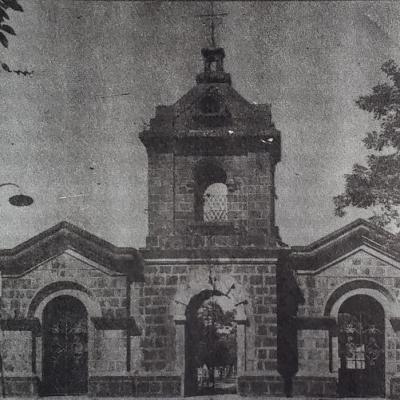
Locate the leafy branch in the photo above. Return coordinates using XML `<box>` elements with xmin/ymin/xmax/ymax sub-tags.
<box><xmin>334</xmin><ymin>60</ymin><xmax>400</xmax><ymax>227</ymax></box>
<box><xmin>0</xmin><ymin>0</ymin><xmax>33</xmax><ymax>76</ymax></box>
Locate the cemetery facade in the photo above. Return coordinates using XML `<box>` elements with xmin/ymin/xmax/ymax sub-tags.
<box><xmin>1</xmin><ymin>43</ymin><xmax>400</xmax><ymax>399</ymax></box>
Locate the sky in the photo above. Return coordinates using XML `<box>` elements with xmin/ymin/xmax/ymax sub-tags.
<box><xmin>1</xmin><ymin>0</ymin><xmax>400</xmax><ymax>249</ymax></box>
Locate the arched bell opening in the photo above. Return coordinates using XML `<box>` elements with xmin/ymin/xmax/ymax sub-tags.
<box><xmin>193</xmin><ymin>160</ymin><xmax>227</xmax><ymax>223</ymax></box>
<box><xmin>338</xmin><ymin>294</ymin><xmax>385</xmax><ymax>398</ymax></box>
<box><xmin>184</xmin><ymin>289</ymin><xmax>237</xmax><ymax>396</ymax></box>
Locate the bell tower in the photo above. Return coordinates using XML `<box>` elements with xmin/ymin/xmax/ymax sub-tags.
<box><xmin>139</xmin><ymin>13</ymin><xmax>281</xmax><ymax>250</ymax></box>
<box><xmin>138</xmin><ymin>6</ymin><xmax>284</xmax><ymax>396</ymax></box>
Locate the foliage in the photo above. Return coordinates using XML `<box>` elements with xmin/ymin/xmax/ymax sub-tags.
<box><xmin>334</xmin><ymin>60</ymin><xmax>400</xmax><ymax>227</ymax></box>
<box><xmin>0</xmin><ymin>0</ymin><xmax>23</xmax><ymax>48</ymax></box>
<box><xmin>193</xmin><ymin>300</ymin><xmax>237</xmax><ymax>369</ymax></box>
<box><xmin>0</xmin><ymin>0</ymin><xmax>32</xmax><ymax>75</ymax></box>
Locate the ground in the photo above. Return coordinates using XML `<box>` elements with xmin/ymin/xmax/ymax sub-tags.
<box><xmin>0</xmin><ymin>396</ymin><xmax>386</xmax><ymax>400</ymax></box>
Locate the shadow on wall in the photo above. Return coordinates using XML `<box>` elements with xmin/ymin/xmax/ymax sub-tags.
<box><xmin>277</xmin><ymin>253</ymin><xmax>304</xmax><ymax>397</ymax></box>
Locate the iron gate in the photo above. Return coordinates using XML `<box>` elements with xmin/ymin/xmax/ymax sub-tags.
<box><xmin>338</xmin><ymin>295</ymin><xmax>385</xmax><ymax>397</ymax></box>
<box><xmin>42</xmin><ymin>296</ymin><xmax>88</xmax><ymax>395</ymax></box>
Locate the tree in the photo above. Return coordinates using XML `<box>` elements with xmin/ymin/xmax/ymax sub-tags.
<box><xmin>194</xmin><ymin>300</ymin><xmax>237</xmax><ymax>369</ymax></box>
<box><xmin>334</xmin><ymin>60</ymin><xmax>400</xmax><ymax>228</ymax></box>
<box><xmin>0</xmin><ymin>0</ymin><xmax>22</xmax><ymax>47</ymax></box>
<box><xmin>0</xmin><ymin>0</ymin><xmax>32</xmax><ymax>75</ymax></box>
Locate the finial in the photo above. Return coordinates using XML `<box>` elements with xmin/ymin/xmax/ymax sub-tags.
<box><xmin>195</xmin><ymin>1</ymin><xmax>231</xmax><ymax>85</ymax></box>
<box><xmin>196</xmin><ymin>1</ymin><xmax>227</xmax><ymax>48</ymax></box>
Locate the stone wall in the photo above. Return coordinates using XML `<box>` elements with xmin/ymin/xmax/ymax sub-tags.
<box><xmin>146</xmin><ymin>152</ymin><xmax>276</xmax><ymax>248</ymax></box>
<box><xmin>1</xmin><ymin>331</ymin><xmax>31</xmax><ymax>377</ymax></box>
<box><xmin>136</xmin><ymin>254</ymin><xmax>280</xmax><ymax>396</ymax></box>
<box><xmin>93</xmin><ymin>330</ymin><xmax>127</xmax><ymax>374</ymax></box>
<box><xmin>0</xmin><ymin>235</ymin><xmax>282</xmax><ymax>397</ymax></box>
<box><xmin>1</xmin><ymin>252</ymin><xmax>128</xmax><ymax>320</ymax></box>
<box><xmin>296</xmin><ymin>249</ymin><xmax>400</xmax><ymax>397</ymax></box>
<box><xmin>147</xmin><ymin>152</ymin><xmax>174</xmax><ymax>241</ymax></box>
<box><xmin>292</xmin><ymin>376</ymin><xmax>337</xmax><ymax>397</ymax></box>
<box><xmin>297</xmin><ymin>330</ymin><xmax>330</xmax><ymax>375</ymax></box>
<box><xmin>238</xmin><ymin>375</ymin><xmax>284</xmax><ymax>396</ymax></box>
<box><xmin>0</xmin><ymin>250</ymin><xmax>132</xmax><ymax>395</ymax></box>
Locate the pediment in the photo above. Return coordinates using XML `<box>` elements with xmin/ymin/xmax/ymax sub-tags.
<box><xmin>290</xmin><ymin>219</ymin><xmax>400</xmax><ymax>274</ymax></box>
<box><xmin>0</xmin><ymin>221</ymin><xmax>144</xmax><ymax>281</ymax></box>
<box><xmin>25</xmin><ymin>249</ymin><xmax>127</xmax><ymax>278</ymax></box>
<box><xmin>301</xmin><ymin>245</ymin><xmax>400</xmax><ymax>276</ymax></box>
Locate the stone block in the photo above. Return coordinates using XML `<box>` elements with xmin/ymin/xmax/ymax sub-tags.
<box><xmin>166</xmin><ymin>275</ymin><xmax>178</xmax><ymax>285</ymax></box>
<box><xmin>292</xmin><ymin>376</ymin><xmax>337</xmax><ymax>398</ymax></box>
<box><xmin>237</xmin><ymin>376</ymin><xmax>284</xmax><ymax>397</ymax></box>
<box><xmin>2</xmin><ymin>377</ymin><xmax>39</xmax><ymax>396</ymax></box>
<box><xmin>257</xmin><ymin>325</ymin><xmax>268</xmax><ymax>335</ymax></box>
<box><xmin>258</xmin><ymin>349</ymin><xmax>267</xmax><ymax>359</ymax></box>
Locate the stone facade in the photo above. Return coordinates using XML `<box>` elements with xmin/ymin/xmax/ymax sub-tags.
<box><xmin>2</xmin><ymin>42</ymin><xmax>400</xmax><ymax>400</ymax></box>
<box><xmin>141</xmin><ymin>46</ymin><xmax>281</xmax><ymax>252</ymax></box>
<box><xmin>137</xmin><ymin>43</ymin><xmax>284</xmax><ymax>397</ymax></box>
<box><xmin>146</xmin><ymin>151</ymin><xmax>277</xmax><ymax>249</ymax></box>
<box><xmin>290</xmin><ymin>220</ymin><xmax>400</xmax><ymax>398</ymax></box>
<box><xmin>0</xmin><ymin>223</ymin><xmax>143</xmax><ymax>397</ymax></box>
<box><xmin>137</xmin><ymin>254</ymin><xmax>280</xmax><ymax>387</ymax></box>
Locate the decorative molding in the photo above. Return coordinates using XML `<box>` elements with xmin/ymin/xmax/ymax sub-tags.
<box><xmin>323</xmin><ymin>279</ymin><xmax>396</xmax><ymax>317</ymax></box>
<box><xmin>296</xmin><ymin>316</ymin><xmax>336</xmax><ymax>331</ymax></box>
<box><xmin>290</xmin><ymin>219</ymin><xmax>399</xmax><ymax>273</ymax></box>
<box><xmin>141</xmin><ymin>247</ymin><xmax>283</xmax><ymax>261</ymax></box>
<box><xmin>91</xmin><ymin>317</ymin><xmax>141</xmax><ymax>335</ymax></box>
<box><xmin>27</xmin><ymin>281</ymin><xmax>93</xmax><ymax>319</ymax></box>
<box><xmin>139</xmin><ymin>136</ymin><xmax>281</xmax><ymax>161</ymax></box>
<box><xmin>1</xmin><ymin>318</ymin><xmax>41</xmax><ymax>333</ymax></box>
<box><xmin>189</xmin><ymin>221</ymin><xmax>236</xmax><ymax>235</ymax></box>
<box><xmin>297</xmin><ymin>246</ymin><xmax>400</xmax><ymax>276</ymax></box>
<box><xmin>0</xmin><ymin>221</ymin><xmax>144</xmax><ymax>281</ymax></box>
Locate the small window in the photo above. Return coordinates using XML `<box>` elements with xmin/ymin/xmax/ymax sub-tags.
<box><xmin>203</xmin><ymin>183</ymin><xmax>228</xmax><ymax>222</ymax></box>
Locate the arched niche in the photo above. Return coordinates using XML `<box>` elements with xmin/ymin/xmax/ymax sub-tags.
<box><xmin>27</xmin><ymin>282</ymin><xmax>101</xmax><ymax>381</ymax></box>
<box><xmin>322</xmin><ymin>279</ymin><xmax>399</xmax><ymax>394</ymax></box>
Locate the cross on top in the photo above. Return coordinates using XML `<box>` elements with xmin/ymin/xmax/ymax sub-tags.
<box><xmin>196</xmin><ymin>1</ymin><xmax>228</xmax><ymax>48</ymax></box>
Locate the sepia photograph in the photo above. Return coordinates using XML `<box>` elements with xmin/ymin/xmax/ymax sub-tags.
<box><xmin>1</xmin><ymin>0</ymin><xmax>400</xmax><ymax>398</ymax></box>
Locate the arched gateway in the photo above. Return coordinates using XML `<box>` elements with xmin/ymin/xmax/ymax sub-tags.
<box><xmin>185</xmin><ymin>289</ymin><xmax>238</xmax><ymax>396</ymax></box>
<box><xmin>41</xmin><ymin>296</ymin><xmax>88</xmax><ymax>396</ymax></box>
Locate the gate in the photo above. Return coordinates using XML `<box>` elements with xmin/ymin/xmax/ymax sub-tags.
<box><xmin>338</xmin><ymin>295</ymin><xmax>385</xmax><ymax>397</ymax></box>
<box><xmin>42</xmin><ymin>296</ymin><xmax>88</xmax><ymax>395</ymax></box>
<box><xmin>185</xmin><ymin>290</ymin><xmax>237</xmax><ymax>396</ymax></box>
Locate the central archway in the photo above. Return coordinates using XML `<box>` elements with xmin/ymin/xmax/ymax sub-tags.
<box><xmin>41</xmin><ymin>295</ymin><xmax>88</xmax><ymax>396</ymax></box>
<box><xmin>185</xmin><ymin>290</ymin><xmax>237</xmax><ymax>396</ymax></box>
<box><xmin>338</xmin><ymin>295</ymin><xmax>385</xmax><ymax>398</ymax></box>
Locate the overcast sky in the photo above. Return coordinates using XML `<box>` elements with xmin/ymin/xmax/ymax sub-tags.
<box><xmin>1</xmin><ymin>0</ymin><xmax>400</xmax><ymax>248</ymax></box>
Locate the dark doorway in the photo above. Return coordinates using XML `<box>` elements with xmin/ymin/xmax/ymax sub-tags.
<box><xmin>41</xmin><ymin>296</ymin><xmax>88</xmax><ymax>396</ymax></box>
<box><xmin>338</xmin><ymin>295</ymin><xmax>385</xmax><ymax>397</ymax></box>
<box><xmin>185</xmin><ymin>290</ymin><xmax>237</xmax><ymax>396</ymax></box>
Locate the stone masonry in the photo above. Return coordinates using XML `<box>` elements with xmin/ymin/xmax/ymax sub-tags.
<box><xmin>3</xmin><ymin>33</ymin><xmax>400</xmax><ymax>400</ymax></box>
